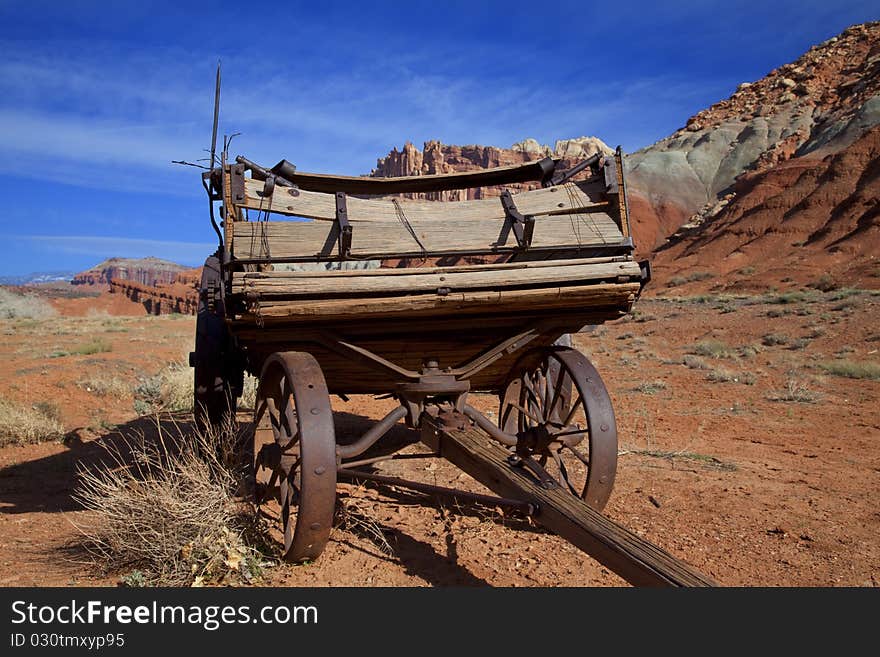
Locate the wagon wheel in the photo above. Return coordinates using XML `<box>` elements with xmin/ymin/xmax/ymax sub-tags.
<box><xmin>193</xmin><ymin>253</ymin><xmax>239</xmax><ymax>429</ymax></box>
<box><xmin>251</xmin><ymin>352</ymin><xmax>337</xmax><ymax>562</ymax></box>
<box><xmin>500</xmin><ymin>346</ymin><xmax>617</xmax><ymax>510</ymax></box>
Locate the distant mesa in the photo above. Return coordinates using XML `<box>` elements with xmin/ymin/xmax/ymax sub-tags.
<box><xmin>71</xmin><ymin>257</ymin><xmax>199</xmax><ymax>316</ymax></box>
<box><xmin>71</xmin><ymin>256</ymin><xmax>189</xmax><ymax>288</ymax></box>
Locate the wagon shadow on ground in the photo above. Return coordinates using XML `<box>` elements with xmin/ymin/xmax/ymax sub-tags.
<box><xmin>0</xmin><ymin>409</ymin><xmax>534</xmax><ymax>586</ymax></box>
<box><xmin>0</xmin><ymin>413</ymin><xmax>193</xmax><ymax>516</ymax></box>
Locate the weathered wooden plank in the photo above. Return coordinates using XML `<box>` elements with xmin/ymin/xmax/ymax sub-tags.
<box><xmin>421</xmin><ymin>414</ymin><xmax>717</xmax><ymax>587</ymax></box>
<box><xmin>232</xmin><ymin>255</ymin><xmax>626</xmax><ymax>279</ymax></box>
<box><xmin>270</xmin><ymin>157</ymin><xmax>558</xmax><ymax>194</ymax></box>
<box><xmin>231</xmin><ymin>260</ymin><xmax>641</xmax><ymax>296</ymax></box>
<box><xmin>231</xmin><ymin>212</ymin><xmax>624</xmax><ymax>260</ymax></box>
<box><xmin>241</xmin><ymin>178</ymin><xmax>607</xmax><ymax>223</ymax></box>
<box><xmin>238</xmin><ymin>282</ymin><xmax>639</xmax><ymax>323</ymax></box>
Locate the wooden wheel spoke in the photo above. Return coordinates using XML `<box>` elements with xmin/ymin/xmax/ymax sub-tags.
<box><xmin>562</xmin><ymin>392</ymin><xmax>584</xmax><ymax>427</ymax></box>
<box><xmin>521</xmin><ymin>376</ymin><xmax>546</xmax><ymax>423</ymax></box>
<box><xmin>551</xmin><ymin>449</ymin><xmax>580</xmax><ymax>497</ymax></box>
<box><xmin>545</xmin><ymin>368</ymin><xmax>569</xmax><ymax>423</ymax></box>
<box><xmin>565</xmin><ymin>444</ymin><xmax>591</xmax><ymax>467</ymax></box>
<box><xmin>554</xmin><ymin>426</ymin><xmax>588</xmax><ymax>439</ymax></box>
<box><xmin>266</xmin><ymin>396</ymin><xmax>283</xmax><ymax>432</ymax></box>
<box><xmin>506</xmin><ymin>400</ymin><xmax>544</xmax><ymax>425</ymax></box>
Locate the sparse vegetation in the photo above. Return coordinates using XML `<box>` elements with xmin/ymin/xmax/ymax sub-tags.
<box><xmin>0</xmin><ymin>288</ymin><xmax>57</xmax><ymax>320</ymax></box>
<box><xmin>78</xmin><ymin>375</ymin><xmax>130</xmax><ymax>398</ymax></box>
<box><xmin>683</xmin><ymin>354</ymin><xmax>709</xmax><ymax>370</ymax></box>
<box><xmin>628</xmin><ymin>448</ymin><xmax>736</xmax><ymax>471</ymax></box>
<box><xmin>666</xmin><ymin>271</ymin><xmax>714</xmax><ymax>287</ymax></box>
<box><xmin>73</xmin><ymin>415</ymin><xmax>271</xmax><ymax>586</ymax></box>
<box><xmin>768</xmin><ymin>378</ymin><xmax>821</xmax><ymax>403</ymax></box>
<box><xmin>0</xmin><ymin>397</ymin><xmax>64</xmax><ymax>445</ymax></box>
<box><xmin>762</xmin><ymin>333</ymin><xmax>790</xmax><ymax>346</ymax></box>
<box><xmin>705</xmin><ymin>367</ymin><xmax>756</xmax><ymax>385</ymax></box>
<box><xmin>817</xmin><ymin>360</ymin><xmax>880</xmax><ymax>381</ymax></box>
<box><xmin>71</xmin><ymin>339</ymin><xmax>113</xmax><ymax>355</ymax></box>
<box><xmin>691</xmin><ymin>339</ymin><xmax>732</xmax><ymax>359</ymax></box>
<box><xmin>133</xmin><ymin>363</ymin><xmax>193</xmax><ymax>415</ymax></box>
<box><xmin>634</xmin><ymin>381</ymin><xmax>668</xmax><ymax>394</ymax></box>
<box><xmin>808</xmin><ymin>274</ymin><xmax>838</xmax><ymax>292</ymax></box>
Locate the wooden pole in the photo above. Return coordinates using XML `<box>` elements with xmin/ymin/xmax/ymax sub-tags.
<box><xmin>420</xmin><ymin>413</ymin><xmax>717</xmax><ymax>587</ymax></box>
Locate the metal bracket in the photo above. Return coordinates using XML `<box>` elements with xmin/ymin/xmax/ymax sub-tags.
<box><xmin>543</xmin><ymin>152</ymin><xmax>601</xmax><ymax>188</ymax></box>
<box><xmin>603</xmin><ymin>155</ymin><xmax>619</xmax><ymax>194</ymax></box>
<box><xmin>500</xmin><ymin>190</ymin><xmax>534</xmax><ymax>249</ymax></box>
<box><xmin>335</xmin><ymin>192</ymin><xmax>352</xmax><ymax>257</ymax></box>
<box><xmin>229</xmin><ymin>163</ymin><xmax>246</xmax><ymax>205</ymax></box>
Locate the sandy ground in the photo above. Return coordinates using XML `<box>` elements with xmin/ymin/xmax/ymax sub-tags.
<box><xmin>0</xmin><ymin>288</ymin><xmax>877</xmax><ymax>587</ymax></box>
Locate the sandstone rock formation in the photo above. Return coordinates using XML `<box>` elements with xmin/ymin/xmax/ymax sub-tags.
<box><xmin>372</xmin><ymin>137</ymin><xmax>612</xmax><ymax>201</ymax></box>
<box><xmin>71</xmin><ymin>257</ymin><xmax>189</xmax><ymax>288</ymax></box>
<box><xmin>107</xmin><ymin>268</ymin><xmax>200</xmax><ymax>315</ymax></box>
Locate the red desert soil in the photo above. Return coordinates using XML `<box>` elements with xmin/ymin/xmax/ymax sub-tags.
<box><xmin>0</xmin><ymin>287</ymin><xmax>877</xmax><ymax>587</ymax></box>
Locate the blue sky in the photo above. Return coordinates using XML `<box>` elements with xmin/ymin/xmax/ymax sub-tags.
<box><xmin>0</xmin><ymin>0</ymin><xmax>876</xmax><ymax>276</ymax></box>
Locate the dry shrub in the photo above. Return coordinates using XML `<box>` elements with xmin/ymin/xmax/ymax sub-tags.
<box><xmin>0</xmin><ymin>287</ymin><xmax>57</xmax><ymax>319</ymax></box>
<box><xmin>73</xmin><ymin>414</ymin><xmax>271</xmax><ymax>586</ymax></box>
<box><xmin>0</xmin><ymin>397</ymin><xmax>64</xmax><ymax>446</ymax></box>
<box><xmin>133</xmin><ymin>362</ymin><xmax>193</xmax><ymax>415</ymax></box>
<box><xmin>817</xmin><ymin>360</ymin><xmax>880</xmax><ymax>381</ymax></box>
<box><xmin>78</xmin><ymin>375</ymin><xmax>130</xmax><ymax>398</ymax></box>
<box><xmin>767</xmin><ymin>378</ymin><xmax>821</xmax><ymax>403</ymax></box>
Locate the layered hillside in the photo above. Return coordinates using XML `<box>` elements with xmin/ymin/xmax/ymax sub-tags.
<box><xmin>648</xmin><ymin>22</ymin><xmax>880</xmax><ymax>290</ymax></box>
<box><xmin>629</xmin><ymin>21</ymin><xmax>880</xmax><ymax>254</ymax></box>
<box><xmin>651</xmin><ymin>124</ymin><xmax>880</xmax><ymax>291</ymax></box>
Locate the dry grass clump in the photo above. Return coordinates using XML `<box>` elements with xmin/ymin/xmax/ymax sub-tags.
<box><xmin>0</xmin><ymin>397</ymin><xmax>64</xmax><ymax>446</ymax></box>
<box><xmin>71</xmin><ymin>338</ymin><xmax>113</xmax><ymax>355</ymax></box>
<box><xmin>817</xmin><ymin>360</ymin><xmax>880</xmax><ymax>381</ymax></box>
<box><xmin>767</xmin><ymin>378</ymin><xmax>821</xmax><ymax>403</ymax></box>
<box><xmin>73</xmin><ymin>415</ymin><xmax>272</xmax><ymax>586</ymax></box>
<box><xmin>78</xmin><ymin>375</ymin><xmax>130</xmax><ymax>398</ymax></box>
<box><xmin>0</xmin><ymin>287</ymin><xmax>57</xmax><ymax>320</ymax></box>
<box><xmin>690</xmin><ymin>339</ymin><xmax>732</xmax><ymax>359</ymax></box>
<box><xmin>133</xmin><ymin>362</ymin><xmax>193</xmax><ymax>415</ymax></box>
<box><xmin>633</xmin><ymin>380</ymin><xmax>668</xmax><ymax>394</ymax></box>
<box><xmin>705</xmin><ymin>367</ymin><xmax>756</xmax><ymax>385</ymax></box>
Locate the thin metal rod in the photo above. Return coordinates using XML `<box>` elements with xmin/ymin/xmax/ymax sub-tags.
<box><xmin>336</xmin><ymin>406</ymin><xmax>408</xmax><ymax>459</ymax></box>
<box><xmin>336</xmin><ymin>468</ymin><xmax>535</xmax><ymax>515</ymax></box>
<box><xmin>340</xmin><ymin>451</ymin><xmax>438</xmax><ymax>470</ymax></box>
<box><xmin>462</xmin><ymin>404</ymin><xmax>517</xmax><ymax>446</ymax></box>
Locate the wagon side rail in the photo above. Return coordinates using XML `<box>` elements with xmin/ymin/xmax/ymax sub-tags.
<box><xmin>217</xmin><ymin>149</ymin><xmax>634</xmax><ymax>267</ymax></box>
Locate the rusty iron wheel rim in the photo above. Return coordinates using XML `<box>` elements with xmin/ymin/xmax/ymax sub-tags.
<box><xmin>499</xmin><ymin>346</ymin><xmax>617</xmax><ymax>510</ymax></box>
<box><xmin>252</xmin><ymin>351</ymin><xmax>337</xmax><ymax>562</ymax></box>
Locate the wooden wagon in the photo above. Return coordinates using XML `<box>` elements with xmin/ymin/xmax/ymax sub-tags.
<box><xmin>190</xmin><ymin>144</ymin><xmax>714</xmax><ymax>586</ymax></box>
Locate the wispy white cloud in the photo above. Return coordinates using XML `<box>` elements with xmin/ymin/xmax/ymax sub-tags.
<box><xmin>0</xmin><ymin>38</ymin><xmax>723</xmax><ymax>193</ymax></box>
